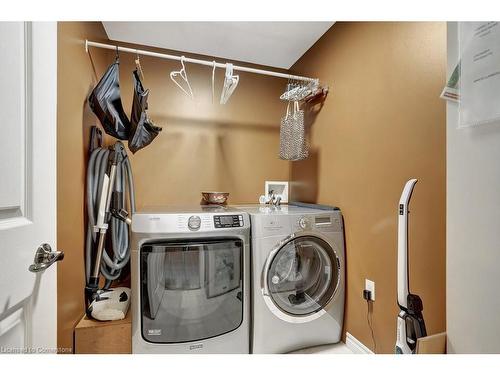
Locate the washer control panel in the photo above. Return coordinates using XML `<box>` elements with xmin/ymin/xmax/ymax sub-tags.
<box><xmin>188</xmin><ymin>215</ymin><xmax>202</xmax><ymax>231</ymax></box>
<box><xmin>214</xmin><ymin>214</ymin><xmax>244</xmax><ymax>228</ymax></box>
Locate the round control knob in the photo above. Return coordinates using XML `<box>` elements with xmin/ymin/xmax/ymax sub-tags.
<box><xmin>188</xmin><ymin>215</ymin><xmax>201</xmax><ymax>231</ymax></box>
<box><xmin>299</xmin><ymin>217</ymin><xmax>308</xmax><ymax>229</ymax></box>
<box><xmin>272</xmin><ymin>275</ymin><xmax>280</xmax><ymax>284</ymax></box>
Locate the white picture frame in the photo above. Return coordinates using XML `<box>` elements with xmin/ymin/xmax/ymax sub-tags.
<box><xmin>265</xmin><ymin>181</ymin><xmax>289</xmax><ymax>204</ymax></box>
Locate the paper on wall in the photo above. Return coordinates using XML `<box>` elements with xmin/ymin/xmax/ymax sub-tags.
<box><xmin>459</xmin><ymin>22</ymin><xmax>500</xmax><ymax>128</ymax></box>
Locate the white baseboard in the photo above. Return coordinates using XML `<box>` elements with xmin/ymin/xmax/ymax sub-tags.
<box><xmin>346</xmin><ymin>332</ymin><xmax>374</xmax><ymax>354</ymax></box>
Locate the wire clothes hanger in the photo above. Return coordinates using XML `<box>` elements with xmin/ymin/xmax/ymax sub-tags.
<box><xmin>170</xmin><ymin>56</ymin><xmax>194</xmax><ymax>99</ymax></box>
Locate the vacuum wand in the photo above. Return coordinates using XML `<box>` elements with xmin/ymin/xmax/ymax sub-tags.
<box><xmin>86</xmin><ymin>150</ymin><xmax>118</xmax><ymax>303</ymax></box>
<box><xmin>91</xmin><ymin>164</ymin><xmax>116</xmax><ymax>277</ymax></box>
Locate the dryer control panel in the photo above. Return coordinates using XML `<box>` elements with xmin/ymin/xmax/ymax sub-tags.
<box><xmin>132</xmin><ymin>209</ymin><xmax>249</xmax><ymax>233</ymax></box>
<box><xmin>214</xmin><ymin>214</ymin><xmax>244</xmax><ymax>228</ymax></box>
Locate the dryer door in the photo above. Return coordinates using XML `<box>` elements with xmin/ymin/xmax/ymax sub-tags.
<box><xmin>140</xmin><ymin>238</ymin><xmax>243</xmax><ymax>344</ymax></box>
<box><xmin>264</xmin><ymin>235</ymin><xmax>339</xmax><ymax>321</ymax></box>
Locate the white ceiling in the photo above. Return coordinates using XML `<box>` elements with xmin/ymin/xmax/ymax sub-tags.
<box><xmin>102</xmin><ymin>22</ymin><xmax>334</xmax><ymax>69</ymax></box>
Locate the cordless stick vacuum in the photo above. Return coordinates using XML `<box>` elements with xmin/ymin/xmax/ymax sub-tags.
<box><xmin>395</xmin><ymin>179</ymin><xmax>427</xmax><ymax>354</ymax></box>
<box><xmin>85</xmin><ymin>146</ymin><xmax>131</xmax><ymax>321</ymax></box>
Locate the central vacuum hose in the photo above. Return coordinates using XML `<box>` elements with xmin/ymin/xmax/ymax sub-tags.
<box><xmin>85</xmin><ymin>142</ymin><xmax>135</xmax><ymax>289</ymax></box>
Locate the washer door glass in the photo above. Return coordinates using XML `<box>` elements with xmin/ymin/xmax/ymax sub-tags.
<box><xmin>267</xmin><ymin>236</ymin><xmax>338</xmax><ymax>316</ymax></box>
<box><xmin>140</xmin><ymin>239</ymin><xmax>243</xmax><ymax>344</ymax></box>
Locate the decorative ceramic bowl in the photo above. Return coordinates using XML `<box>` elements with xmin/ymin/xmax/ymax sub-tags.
<box><xmin>201</xmin><ymin>192</ymin><xmax>229</xmax><ymax>205</ymax></box>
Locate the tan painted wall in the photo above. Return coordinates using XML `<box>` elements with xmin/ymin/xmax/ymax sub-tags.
<box><xmin>290</xmin><ymin>22</ymin><xmax>447</xmax><ymax>353</ymax></box>
<box><xmin>108</xmin><ymin>42</ymin><xmax>289</xmax><ymax>207</ymax></box>
<box><xmin>57</xmin><ymin>23</ymin><xmax>288</xmax><ymax>351</ymax></box>
<box><xmin>57</xmin><ymin>22</ymin><xmax>110</xmax><ymax>352</ymax></box>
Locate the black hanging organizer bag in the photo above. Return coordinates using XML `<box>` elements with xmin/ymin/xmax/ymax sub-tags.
<box><xmin>88</xmin><ymin>56</ymin><xmax>131</xmax><ymax>140</ymax></box>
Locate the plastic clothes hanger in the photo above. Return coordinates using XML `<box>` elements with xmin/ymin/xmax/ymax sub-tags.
<box><xmin>170</xmin><ymin>56</ymin><xmax>194</xmax><ymax>99</ymax></box>
<box><xmin>280</xmin><ymin>78</ymin><xmax>319</xmax><ymax>102</ymax></box>
<box><xmin>212</xmin><ymin>61</ymin><xmax>216</xmax><ymax>104</ymax></box>
<box><xmin>220</xmin><ymin>63</ymin><xmax>239</xmax><ymax>104</ymax></box>
<box><xmin>280</xmin><ymin>82</ymin><xmax>300</xmax><ymax>101</ymax></box>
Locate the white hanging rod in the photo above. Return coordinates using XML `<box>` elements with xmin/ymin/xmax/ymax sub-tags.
<box><xmin>85</xmin><ymin>40</ymin><xmax>318</xmax><ymax>83</ymax></box>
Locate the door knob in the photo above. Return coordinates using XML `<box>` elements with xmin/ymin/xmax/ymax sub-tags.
<box><xmin>28</xmin><ymin>243</ymin><xmax>64</xmax><ymax>273</ymax></box>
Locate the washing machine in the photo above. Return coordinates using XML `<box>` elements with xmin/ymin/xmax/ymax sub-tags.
<box><xmin>240</xmin><ymin>204</ymin><xmax>345</xmax><ymax>354</ymax></box>
<box><xmin>131</xmin><ymin>205</ymin><xmax>251</xmax><ymax>353</ymax></box>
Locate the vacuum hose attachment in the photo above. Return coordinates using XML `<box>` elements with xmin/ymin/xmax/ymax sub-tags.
<box><xmin>85</xmin><ymin>141</ymin><xmax>135</xmax><ymax>296</ymax></box>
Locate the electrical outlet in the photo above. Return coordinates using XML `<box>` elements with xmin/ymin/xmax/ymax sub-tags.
<box><xmin>365</xmin><ymin>279</ymin><xmax>375</xmax><ymax>301</ymax></box>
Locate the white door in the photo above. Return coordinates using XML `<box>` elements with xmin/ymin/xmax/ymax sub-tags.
<box><xmin>0</xmin><ymin>22</ymin><xmax>58</xmax><ymax>354</ymax></box>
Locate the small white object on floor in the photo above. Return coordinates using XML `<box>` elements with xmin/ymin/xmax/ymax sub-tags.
<box><xmin>89</xmin><ymin>287</ymin><xmax>131</xmax><ymax>321</ymax></box>
<box><xmin>289</xmin><ymin>342</ymin><xmax>354</xmax><ymax>354</ymax></box>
